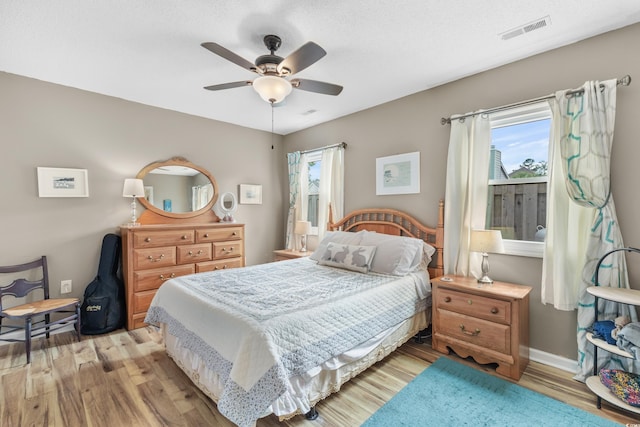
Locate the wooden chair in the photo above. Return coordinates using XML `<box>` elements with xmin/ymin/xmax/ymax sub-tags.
<box><xmin>0</xmin><ymin>256</ymin><xmax>81</xmax><ymax>363</ymax></box>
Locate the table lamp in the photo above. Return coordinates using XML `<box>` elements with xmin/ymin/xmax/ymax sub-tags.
<box><xmin>122</xmin><ymin>178</ymin><xmax>145</xmax><ymax>226</ymax></box>
<box><xmin>295</xmin><ymin>220</ymin><xmax>312</xmax><ymax>252</ymax></box>
<box><xmin>469</xmin><ymin>229</ymin><xmax>504</xmax><ymax>285</ymax></box>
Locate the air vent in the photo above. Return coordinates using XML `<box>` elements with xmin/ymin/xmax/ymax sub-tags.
<box><xmin>500</xmin><ymin>16</ymin><xmax>551</xmax><ymax>41</ymax></box>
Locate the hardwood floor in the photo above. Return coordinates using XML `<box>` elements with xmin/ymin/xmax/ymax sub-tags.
<box><xmin>0</xmin><ymin>328</ymin><xmax>636</xmax><ymax>426</ymax></box>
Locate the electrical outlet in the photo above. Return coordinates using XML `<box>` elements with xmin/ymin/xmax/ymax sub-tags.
<box><xmin>61</xmin><ymin>279</ymin><xmax>72</xmax><ymax>294</ymax></box>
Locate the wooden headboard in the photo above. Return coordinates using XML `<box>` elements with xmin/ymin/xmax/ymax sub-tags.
<box><xmin>327</xmin><ymin>200</ymin><xmax>444</xmax><ymax>278</ymax></box>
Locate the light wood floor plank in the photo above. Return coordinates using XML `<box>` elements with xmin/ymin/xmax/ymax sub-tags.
<box><xmin>0</xmin><ymin>327</ymin><xmax>637</xmax><ymax>426</ymax></box>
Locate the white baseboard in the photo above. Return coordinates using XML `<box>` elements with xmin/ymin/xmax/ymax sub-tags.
<box><xmin>530</xmin><ymin>347</ymin><xmax>577</xmax><ymax>373</ymax></box>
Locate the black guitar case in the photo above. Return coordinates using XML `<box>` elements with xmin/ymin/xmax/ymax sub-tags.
<box><xmin>81</xmin><ymin>233</ymin><xmax>126</xmax><ymax>335</ymax></box>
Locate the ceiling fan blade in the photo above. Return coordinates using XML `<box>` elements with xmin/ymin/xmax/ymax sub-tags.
<box><xmin>203</xmin><ymin>81</ymin><xmax>252</xmax><ymax>91</ymax></box>
<box><xmin>277</xmin><ymin>42</ymin><xmax>326</xmax><ymax>75</ymax></box>
<box><xmin>291</xmin><ymin>78</ymin><xmax>343</xmax><ymax>96</ymax></box>
<box><xmin>201</xmin><ymin>42</ymin><xmax>257</xmax><ymax>72</ymax></box>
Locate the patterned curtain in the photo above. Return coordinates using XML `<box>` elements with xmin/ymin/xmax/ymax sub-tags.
<box><xmin>285</xmin><ymin>152</ymin><xmax>301</xmax><ymax>250</ymax></box>
<box><xmin>443</xmin><ymin>113</ymin><xmax>492</xmax><ymax>277</ymax></box>
<box><xmin>545</xmin><ymin>80</ymin><xmax>637</xmax><ymax>380</ymax></box>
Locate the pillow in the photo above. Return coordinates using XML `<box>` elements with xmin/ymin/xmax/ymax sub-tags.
<box><xmin>412</xmin><ymin>242</ymin><xmax>437</xmax><ymax>272</ymax></box>
<box><xmin>310</xmin><ymin>230</ymin><xmax>366</xmax><ymax>261</ymax></box>
<box><xmin>599</xmin><ymin>369</ymin><xmax>640</xmax><ymax>407</ymax></box>
<box><xmin>359</xmin><ymin>232</ymin><xmax>424</xmax><ymax>276</ymax></box>
<box><xmin>317</xmin><ymin>242</ymin><xmax>377</xmax><ymax>273</ymax></box>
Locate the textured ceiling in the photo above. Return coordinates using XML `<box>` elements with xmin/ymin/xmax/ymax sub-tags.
<box><xmin>2</xmin><ymin>1</ymin><xmax>640</xmax><ymax>135</ymax></box>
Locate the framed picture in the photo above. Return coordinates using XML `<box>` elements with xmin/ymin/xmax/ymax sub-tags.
<box><xmin>37</xmin><ymin>167</ymin><xmax>89</xmax><ymax>198</ymax></box>
<box><xmin>375</xmin><ymin>152</ymin><xmax>420</xmax><ymax>195</ymax></box>
<box><xmin>239</xmin><ymin>184</ymin><xmax>262</xmax><ymax>205</ymax></box>
<box><xmin>144</xmin><ymin>186</ymin><xmax>154</xmax><ymax>205</ymax></box>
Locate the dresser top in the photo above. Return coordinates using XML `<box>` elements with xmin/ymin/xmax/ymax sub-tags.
<box><xmin>121</xmin><ymin>223</ymin><xmax>243</xmax><ymax>231</ymax></box>
<box><xmin>433</xmin><ymin>275</ymin><xmax>532</xmax><ymax>300</ymax></box>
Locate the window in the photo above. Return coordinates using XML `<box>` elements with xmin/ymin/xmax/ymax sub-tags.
<box><xmin>487</xmin><ymin>102</ymin><xmax>551</xmax><ymax>257</ymax></box>
<box><xmin>305</xmin><ymin>151</ymin><xmax>322</xmax><ymax>232</ymax></box>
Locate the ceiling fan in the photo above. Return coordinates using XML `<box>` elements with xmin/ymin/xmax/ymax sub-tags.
<box><xmin>201</xmin><ymin>35</ymin><xmax>343</xmax><ymax>104</ymax></box>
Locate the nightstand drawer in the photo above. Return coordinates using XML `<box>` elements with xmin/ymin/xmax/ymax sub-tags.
<box><xmin>436</xmin><ymin>288</ymin><xmax>511</xmax><ymax>324</ymax></box>
<box><xmin>436</xmin><ymin>309</ymin><xmax>511</xmax><ymax>354</ymax></box>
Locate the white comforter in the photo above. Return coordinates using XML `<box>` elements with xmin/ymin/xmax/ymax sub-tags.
<box><xmin>145</xmin><ymin>257</ymin><xmax>430</xmax><ymax>427</ymax></box>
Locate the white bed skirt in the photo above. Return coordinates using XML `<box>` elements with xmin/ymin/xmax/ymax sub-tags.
<box><xmin>160</xmin><ymin>306</ymin><xmax>430</xmax><ymax>422</ymax></box>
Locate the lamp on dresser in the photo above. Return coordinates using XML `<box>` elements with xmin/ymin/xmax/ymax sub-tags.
<box><xmin>122</xmin><ymin>178</ymin><xmax>145</xmax><ymax>226</ymax></box>
<box><xmin>295</xmin><ymin>220</ymin><xmax>312</xmax><ymax>252</ymax></box>
<box><xmin>469</xmin><ymin>229</ymin><xmax>504</xmax><ymax>285</ymax></box>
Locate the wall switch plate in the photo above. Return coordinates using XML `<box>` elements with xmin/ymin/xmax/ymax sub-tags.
<box><xmin>61</xmin><ymin>280</ymin><xmax>72</xmax><ymax>294</ymax></box>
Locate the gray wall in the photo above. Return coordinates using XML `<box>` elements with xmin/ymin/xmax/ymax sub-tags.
<box><xmin>2</xmin><ymin>22</ymin><xmax>639</xmax><ymax>361</ymax></box>
<box><xmin>284</xmin><ymin>23</ymin><xmax>640</xmax><ymax>359</ymax></box>
<box><xmin>0</xmin><ymin>73</ymin><xmax>286</xmax><ymax>302</ymax></box>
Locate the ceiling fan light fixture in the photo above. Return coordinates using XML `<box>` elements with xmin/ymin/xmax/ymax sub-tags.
<box><xmin>252</xmin><ymin>75</ymin><xmax>292</xmax><ymax>104</ymax></box>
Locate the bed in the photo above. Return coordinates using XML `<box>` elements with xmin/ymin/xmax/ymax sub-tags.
<box><xmin>145</xmin><ymin>203</ymin><xmax>444</xmax><ymax>426</ymax></box>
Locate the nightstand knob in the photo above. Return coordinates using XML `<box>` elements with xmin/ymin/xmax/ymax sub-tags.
<box><xmin>444</xmin><ymin>296</ymin><xmax>451</xmax><ymax>303</ymax></box>
<box><xmin>491</xmin><ymin>307</ymin><xmax>499</xmax><ymax>314</ymax></box>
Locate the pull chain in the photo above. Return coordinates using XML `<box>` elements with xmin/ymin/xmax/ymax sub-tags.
<box><xmin>271</xmin><ymin>101</ymin><xmax>274</xmax><ymax>150</ymax></box>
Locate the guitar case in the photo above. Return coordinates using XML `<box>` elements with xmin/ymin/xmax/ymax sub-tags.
<box><xmin>81</xmin><ymin>233</ymin><xmax>126</xmax><ymax>334</ymax></box>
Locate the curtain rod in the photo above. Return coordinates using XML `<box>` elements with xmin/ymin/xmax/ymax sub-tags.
<box><xmin>293</xmin><ymin>141</ymin><xmax>347</xmax><ymax>155</ymax></box>
<box><xmin>440</xmin><ymin>75</ymin><xmax>632</xmax><ymax>125</ymax></box>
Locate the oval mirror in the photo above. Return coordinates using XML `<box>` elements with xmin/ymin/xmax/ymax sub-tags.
<box><xmin>219</xmin><ymin>192</ymin><xmax>237</xmax><ymax>223</ymax></box>
<box><xmin>136</xmin><ymin>157</ymin><xmax>219</xmax><ymax>219</ymax></box>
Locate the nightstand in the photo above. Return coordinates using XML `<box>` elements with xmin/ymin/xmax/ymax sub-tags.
<box><xmin>273</xmin><ymin>249</ymin><xmax>310</xmax><ymax>261</ymax></box>
<box><xmin>431</xmin><ymin>275</ymin><xmax>532</xmax><ymax>380</ymax></box>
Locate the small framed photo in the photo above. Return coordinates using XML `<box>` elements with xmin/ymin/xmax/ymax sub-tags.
<box><xmin>376</xmin><ymin>152</ymin><xmax>420</xmax><ymax>195</ymax></box>
<box><xmin>37</xmin><ymin>167</ymin><xmax>89</xmax><ymax>198</ymax></box>
<box><xmin>239</xmin><ymin>184</ymin><xmax>262</xmax><ymax>205</ymax></box>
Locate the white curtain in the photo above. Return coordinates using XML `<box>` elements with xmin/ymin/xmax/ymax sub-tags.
<box><xmin>285</xmin><ymin>152</ymin><xmax>302</xmax><ymax>250</ymax></box>
<box><xmin>444</xmin><ymin>113</ymin><xmax>492</xmax><ymax>277</ymax></box>
<box><xmin>317</xmin><ymin>146</ymin><xmax>344</xmax><ymax>240</ymax></box>
<box><xmin>544</xmin><ymin>80</ymin><xmax>636</xmax><ymax>380</ymax></box>
<box><xmin>192</xmin><ymin>183</ymin><xmax>213</xmax><ymax>211</ymax></box>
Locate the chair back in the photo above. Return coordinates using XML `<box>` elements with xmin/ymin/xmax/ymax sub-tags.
<box><xmin>0</xmin><ymin>256</ymin><xmax>49</xmax><ymax>312</ymax></box>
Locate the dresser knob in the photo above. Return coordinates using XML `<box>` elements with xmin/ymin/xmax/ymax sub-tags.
<box><xmin>147</xmin><ymin>254</ymin><xmax>165</xmax><ymax>262</ymax></box>
<box><xmin>214</xmin><ymin>266</ymin><xmax>220</xmax><ymax>270</ymax></box>
<box><xmin>145</xmin><ymin>237</ymin><xmax>151</xmax><ymax>242</ymax></box>
<box><xmin>159</xmin><ymin>273</ymin><xmax>176</xmax><ymax>281</ymax></box>
<box><xmin>181</xmin><ymin>235</ymin><xmax>188</xmax><ymax>240</ymax></box>
<box><xmin>223</xmin><ymin>264</ymin><xmax>228</xmax><ymax>269</ymax></box>
<box><xmin>467</xmin><ymin>299</ymin><xmax>473</xmax><ymax>305</ymax></box>
<box><xmin>204</xmin><ymin>233</ymin><xmax>209</xmax><ymax>238</ymax></box>
<box><xmin>232</xmin><ymin>231</ymin><xmax>237</xmax><ymax>236</ymax></box>
<box><xmin>491</xmin><ymin>307</ymin><xmax>499</xmax><ymax>314</ymax></box>
<box><xmin>444</xmin><ymin>296</ymin><xmax>451</xmax><ymax>303</ymax></box>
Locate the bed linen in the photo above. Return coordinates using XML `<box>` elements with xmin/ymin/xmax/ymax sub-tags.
<box><xmin>145</xmin><ymin>257</ymin><xmax>430</xmax><ymax>427</ymax></box>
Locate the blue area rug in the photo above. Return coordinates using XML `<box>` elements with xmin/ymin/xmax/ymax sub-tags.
<box><xmin>361</xmin><ymin>357</ymin><xmax>619</xmax><ymax>426</ymax></box>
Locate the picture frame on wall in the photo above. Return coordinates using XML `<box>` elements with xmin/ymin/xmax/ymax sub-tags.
<box><xmin>37</xmin><ymin>167</ymin><xmax>89</xmax><ymax>198</ymax></box>
<box><xmin>239</xmin><ymin>184</ymin><xmax>263</xmax><ymax>205</ymax></box>
<box><xmin>375</xmin><ymin>152</ymin><xmax>420</xmax><ymax>195</ymax></box>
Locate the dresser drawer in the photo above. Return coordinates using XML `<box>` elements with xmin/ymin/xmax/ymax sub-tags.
<box><xmin>133</xmin><ymin>265</ymin><xmax>195</xmax><ymax>292</ymax></box>
<box><xmin>177</xmin><ymin>243</ymin><xmax>212</xmax><ymax>264</ymax></box>
<box><xmin>133</xmin><ymin>247</ymin><xmax>177</xmax><ymax>270</ymax></box>
<box><xmin>133</xmin><ymin>290</ymin><xmax>157</xmax><ymax>314</ymax></box>
<box><xmin>133</xmin><ymin>229</ymin><xmax>195</xmax><ymax>248</ymax></box>
<box><xmin>196</xmin><ymin>227</ymin><xmax>243</xmax><ymax>242</ymax></box>
<box><xmin>196</xmin><ymin>258</ymin><xmax>243</xmax><ymax>273</ymax></box>
<box><xmin>436</xmin><ymin>288</ymin><xmax>511</xmax><ymax>324</ymax></box>
<box><xmin>436</xmin><ymin>309</ymin><xmax>511</xmax><ymax>354</ymax></box>
<box><xmin>212</xmin><ymin>241</ymin><xmax>243</xmax><ymax>259</ymax></box>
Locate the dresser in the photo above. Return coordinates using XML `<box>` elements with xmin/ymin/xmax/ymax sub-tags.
<box><xmin>273</xmin><ymin>249</ymin><xmax>310</xmax><ymax>261</ymax></box>
<box><xmin>432</xmin><ymin>275</ymin><xmax>532</xmax><ymax>380</ymax></box>
<box><xmin>121</xmin><ymin>223</ymin><xmax>245</xmax><ymax>330</ymax></box>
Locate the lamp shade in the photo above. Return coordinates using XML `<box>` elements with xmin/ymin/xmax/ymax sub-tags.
<box><xmin>295</xmin><ymin>220</ymin><xmax>312</xmax><ymax>235</ymax></box>
<box><xmin>469</xmin><ymin>230</ymin><xmax>504</xmax><ymax>254</ymax></box>
<box><xmin>252</xmin><ymin>75</ymin><xmax>292</xmax><ymax>104</ymax></box>
<box><xmin>122</xmin><ymin>178</ymin><xmax>145</xmax><ymax>198</ymax></box>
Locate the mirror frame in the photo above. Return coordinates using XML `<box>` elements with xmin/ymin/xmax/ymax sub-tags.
<box><xmin>136</xmin><ymin>156</ymin><xmax>219</xmax><ymax>219</ymax></box>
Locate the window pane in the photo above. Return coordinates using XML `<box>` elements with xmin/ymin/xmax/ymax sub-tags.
<box><xmin>488</xmin><ymin>118</ymin><xmax>550</xmax><ymax>242</ymax></box>
<box><xmin>307</xmin><ymin>160</ymin><xmax>321</xmax><ymax>227</ymax></box>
